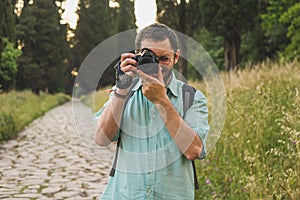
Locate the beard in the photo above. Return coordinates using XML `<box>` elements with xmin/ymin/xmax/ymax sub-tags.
<box><xmin>161</xmin><ymin>65</ymin><xmax>173</xmax><ymax>84</ymax></box>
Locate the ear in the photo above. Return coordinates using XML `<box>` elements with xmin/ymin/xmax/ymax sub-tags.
<box><xmin>174</xmin><ymin>49</ymin><xmax>180</xmax><ymax>64</ymax></box>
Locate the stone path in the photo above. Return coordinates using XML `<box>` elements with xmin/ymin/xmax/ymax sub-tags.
<box><xmin>0</xmin><ymin>101</ymin><xmax>114</xmax><ymax>200</ymax></box>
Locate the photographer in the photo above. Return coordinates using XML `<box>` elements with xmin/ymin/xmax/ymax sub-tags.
<box><xmin>95</xmin><ymin>23</ymin><xmax>209</xmax><ymax>199</ymax></box>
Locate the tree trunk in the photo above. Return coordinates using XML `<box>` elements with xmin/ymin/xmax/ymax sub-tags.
<box><xmin>32</xmin><ymin>86</ymin><xmax>40</xmax><ymax>95</ymax></box>
<box><xmin>224</xmin><ymin>34</ymin><xmax>241</xmax><ymax>71</ymax></box>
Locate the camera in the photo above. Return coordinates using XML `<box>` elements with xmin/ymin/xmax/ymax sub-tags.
<box><xmin>132</xmin><ymin>48</ymin><xmax>159</xmax><ymax>75</ymax></box>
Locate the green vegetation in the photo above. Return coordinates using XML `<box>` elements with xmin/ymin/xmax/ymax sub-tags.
<box><xmin>0</xmin><ymin>38</ymin><xmax>22</xmax><ymax>92</ymax></box>
<box><xmin>0</xmin><ymin>91</ymin><xmax>70</xmax><ymax>140</ymax></box>
<box><xmin>80</xmin><ymin>86</ymin><xmax>111</xmax><ymax>112</ymax></box>
<box><xmin>194</xmin><ymin>61</ymin><xmax>299</xmax><ymax>199</ymax></box>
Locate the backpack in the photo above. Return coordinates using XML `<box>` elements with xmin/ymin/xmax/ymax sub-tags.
<box><xmin>109</xmin><ymin>78</ymin><xmax>199</xmax><ymax>190</ymax></box>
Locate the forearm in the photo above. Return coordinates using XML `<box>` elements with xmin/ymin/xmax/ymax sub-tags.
<box><xmin>157</xmin><ymin>98</ymin><xmax>203</xmax><ymax>160</ymax></box>
<box><xmin>95</xmin><ymin>88</ymin><xmax>130</xmax><ymax>146</ymax></box>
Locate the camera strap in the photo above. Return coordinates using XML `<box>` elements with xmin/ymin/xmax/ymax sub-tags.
<box><xmin>109</xmin><ymin>78</ymin><xmax>139</xmax><ymax>177</ymax></box>
<box><xmin>109</xmin><ymin>81</ymin><xmax>199</xmax><ymax>190</ymax></box>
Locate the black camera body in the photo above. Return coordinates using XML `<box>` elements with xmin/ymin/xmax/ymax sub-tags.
<box><xmin>132</xmin><ymin>48</ymin><xmax>159</xmax><ymax>75</ymax></box>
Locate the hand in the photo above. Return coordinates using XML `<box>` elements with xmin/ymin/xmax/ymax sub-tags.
<box><xmin>120</xmin><ymin>53</ymin><xmax>138</xmax><ymax>77</ymax></box>
<box><xmin>137</xmin><ymin>66</ymin><xmax>168</xmax><ymax>104</ymax></box>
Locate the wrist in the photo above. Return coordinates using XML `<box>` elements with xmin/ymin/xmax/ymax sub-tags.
<box><xmin>158</xmin><ymin>94</ymin><xmax>171</xmax><ymax>106</ymax></box>
<box><xmin>116</xmin><ymin>74</ymin><xmax>133</xmax><ymax>89</ymax></box>
<box><xmin>114</xmin><ymin>89</ymin><xmax>131</xmax><ymax>99</ymax></box>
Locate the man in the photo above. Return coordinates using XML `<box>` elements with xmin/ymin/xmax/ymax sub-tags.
<box><xmin>95</xmin><ymin>23</ymin><xmax>209</xmax><ymax>199</ymax></box>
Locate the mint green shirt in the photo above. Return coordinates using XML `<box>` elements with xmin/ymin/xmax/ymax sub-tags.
<box><xmin>96</xmin><ymin>73</ymin><xmax>209</xmax><ymax>200</ymax></box>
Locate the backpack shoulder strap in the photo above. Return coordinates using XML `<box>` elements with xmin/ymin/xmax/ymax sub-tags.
<box><xmin>182</xmin><ymin>83</ymin><xmax>199</xmax><ymax>190</ymax></box>
<box><xmin>182</xmin><ymin>83</ymin><xmax>196</xmax><ymax>115</ymax></box>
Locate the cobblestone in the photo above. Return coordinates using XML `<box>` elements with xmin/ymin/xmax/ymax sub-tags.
<box><xmin>0</xmin><ymin>101</ymin><xmax>114</xmax><ymax>199</ymax></box>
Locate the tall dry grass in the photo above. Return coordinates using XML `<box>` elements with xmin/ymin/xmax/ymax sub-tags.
<box><xmin>194</xmin><ymin>60</ymin><xmax>299</xmax><ymax>199</ymax></box>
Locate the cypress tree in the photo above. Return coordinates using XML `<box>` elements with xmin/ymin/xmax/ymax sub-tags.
<box><xmin>0</xmin><ymin>0</ymin><xmax>16</xmax><ymax>61</ymax></box>
<box><xmin>17</xmin><ymin>0</ymin><xmax>68</xmax><ymax>94</ymax></box>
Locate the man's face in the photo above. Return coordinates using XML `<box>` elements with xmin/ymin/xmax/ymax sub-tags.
<box><xmin>140</xmin><ymin>38</ymin><xmax>180</xmax><ymax>84</ymax></box>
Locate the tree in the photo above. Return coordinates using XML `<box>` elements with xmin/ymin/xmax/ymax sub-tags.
<box><xmin>279</xmin><ymin>2</ymin><xmax>300</xmax><ymax>60</ymax></box>
<box><xmin>157</xmin><ymin>0</ymin><xmax>201</xmax><ymax>78</ymax></box>
<box><xmin>0</xmin><ymin>38</ymin><xmax>21</xmax><ymax>92</ymax></box>
<box><xmin>75</xmin><ymin>0</ymin><xmax>117</xmax><ymax>62</ymax></box>
<box><xmin>115</xmin><ymin>0</ymin><xmax>136</xmax><ymax>32</ymax></box>
<box><xmin>75</xmin><ymin>0</ymin><xmax>136</xmax><ymax>88</ymax></box>
<box><xmin>17</xmin><ymin>0</ymin><xmax>68</xmax><ymax>94</ymax></box>
<box><xmin>261</xmin><ymin>0</ymin><xmax>298</xmax><ymax>59</ymax></box>
<box><xmin>240</xmin><ymin>1</ymin><xmax>270</xmax><ymax>65</ymax></box>
<box><xmin>199</xmin><ymin>0</ymin><xmax>259</xmax><ymax>71</ymax></box>
<box><xmin>0</xmin><ymin>0</ymin><xmax>16</xmax><ymax>63</ymax></box>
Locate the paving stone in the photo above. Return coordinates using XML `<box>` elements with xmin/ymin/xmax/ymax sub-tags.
<box><xmin>20</xmin><ymin>179</ymin><xmax>45</xmax><ymax>185</ymax></box>
<box><xmin>27</xmin><ymin>185</ymin><xmax>40</xmax><ymax>189</ymax></box>
<box><xmin>54</xmin><ymin>190</ymin><xmax>83</xmax><ymax>199</ymax></box>
<box><xmin>41</xmin><ymin>186</ymin><xmax>62</xmax><ymax>194</ymax></box>
<box><xmin>13</xmin><ymin>193</ymin><xmax>41</xmax><ymax>198</ymax></box>
<box><xmin>0</xmin><ymin>188</ymin><xmax>19</xmax><ymax>195</ymax></box>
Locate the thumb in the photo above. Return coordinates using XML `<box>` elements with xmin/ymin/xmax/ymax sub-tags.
<box><xmin>157</xmin><ymin>66</ymin><xmax>165</xmax><ymax>85</ymax></box>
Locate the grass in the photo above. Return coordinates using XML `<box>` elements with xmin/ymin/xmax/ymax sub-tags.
<box><xmin>87</xmin><ymin>60</ymin><xmax>299</xmax><ymax>199</ymax></box>
<box><xmin>80</xmin><ymin>86</ymin><xmax>111</xmax><ymax>113</ymax></box>
<box><xmin>0</xmin><ymin>90</ymin><xmax>70</xmax><ymax>140</ymax></box>
<box><xmin>193</xmin><ymin>60</ymin><xmax>299</xmax><ymax>199</ymax></box>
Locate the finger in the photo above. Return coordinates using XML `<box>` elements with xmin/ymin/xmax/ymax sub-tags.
<box><xmin>121</xmin><ymin>65</ymin><xmax>138</xmax><ymax>74</ymax></box>
<box><xmin>120</xmin><ymin>53</ymin><xmax>135</xmax><ymax>62</ymax></box>
<box><xmin>137</xmin><ymin>70</ymin><xmax>158</xmax><ymax>84</ymax></box>
<box><xmin>120</xmin><ymin>58</ymin><xmax>137</xmax><ymax>68</ymax></box>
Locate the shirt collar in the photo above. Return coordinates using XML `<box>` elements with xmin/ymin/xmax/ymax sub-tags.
<box><xmin>132</xmin><ymin>72</ymin><xmax>179</xmax><ymax>97</ymax></box>
<box><xmin>166</xmin><ymin>72</ymin><xmax>178</xmax><ymax>97</ymax></box>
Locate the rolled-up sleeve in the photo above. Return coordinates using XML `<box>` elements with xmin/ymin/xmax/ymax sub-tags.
<box><xmin>183</xmin><ymin>90</ymin><xmax>209</xmax><ymax>159</ymax></box>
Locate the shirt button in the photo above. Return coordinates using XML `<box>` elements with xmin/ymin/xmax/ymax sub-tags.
<box><xmin>147</xmin><ymin>189</ymin><xmax>152</xmax><ymax>193</ymax></box>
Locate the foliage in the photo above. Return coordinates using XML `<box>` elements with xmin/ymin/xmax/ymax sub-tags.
<box><xmin>115</xmin><ymin>0</ymin><xmax>136</xmax><ymax>32</ymax></box>
<box><xmin>192</xmin><ymin>28</ymin><xmax>224</xmax><ymax>73</ymax></box>
<box><xmin>0</xmin><ymin>38</ymin><xmax>21</xmax><ymax>92</ymax></box>
<box><xmin>75</xmin><ymin>0</ymin><xmax>118</xmax><ymax>62</ymax></box>
<box><xmin>199</xmin><ymin>0</ymin><xmax>259</xmax><ymax>71</ymax></box>
<box><xmin>279</xmin><ymin>2</ymin><xmax>300</xmax><ymax>60</ymax></box>
<box><xmin>192</xmin><ymin>61</ymin><xmax>300</xmax><ymax>199</ymax></box>
<box><xmin>0</xmin><ymin>0</ymin><xmax>16</xmax><ymax>52</ymax></box>
<box><xmin>239</xmin><ymin>1</ymin><xmax>274</xmax><ymax>66</ymax></box>
<box><xmin>16</xmin><ymin>0</ymin><xmax>68</xmax><ymax>94</ymax></box>
<box><xmin>261</xmin><ymin>0</ymin><xmax>298</xmax><ymax>59</ymax></box>
<box><xmin>0</xmin><ymin>90</ymin><xmax>70</xmax><ymax>140</ymax></box>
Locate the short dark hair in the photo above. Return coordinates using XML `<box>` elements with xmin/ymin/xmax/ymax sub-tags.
<box><xmin>135</xmin><ymin>23</ymin><xmax>178</xmax><ymax>52</ymax></box>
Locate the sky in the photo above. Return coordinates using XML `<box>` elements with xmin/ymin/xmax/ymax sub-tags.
<box><xmin>61</xmin><ymin>0</ymin><xmax>157</xmax><ymax>30</ymax></box>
